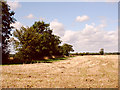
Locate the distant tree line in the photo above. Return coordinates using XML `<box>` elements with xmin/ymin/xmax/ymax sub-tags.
<box><xmin>71</xmin><ymin>51</ymin><xmax>120</xmax><ymax>56</ymax></box>
<box><xmin>104</xmin><ymin>52</ymin><xmax>120</xmax><ymax>55</ymax></box>
<box><xmin>70</xmin><ymin>48</ymin><xmax>120</xmax><ymax>56</ymax></box>
<box><xmin>71</xmin><ymin>49</ymin><xmax>105</xmax><ymax>56</ymax></box>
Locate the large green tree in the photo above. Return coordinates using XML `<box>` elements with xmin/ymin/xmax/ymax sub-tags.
<box><xmin>13</xmin><ymin>21</ymin><xmax>62</xmax><ymax>61</ymax></box>
<box><xmin>1</xmin><ymin>1</ymin><xmax>16</xmax><ymax>64</ymax></box>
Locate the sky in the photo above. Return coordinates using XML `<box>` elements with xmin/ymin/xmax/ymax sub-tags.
<box><xmin>7</xmin><ymin>0</ymin><xmax>118</xmax><ymax>53</ymax></box>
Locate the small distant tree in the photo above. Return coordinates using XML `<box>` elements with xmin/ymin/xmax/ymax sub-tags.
<box><xmin>61</xmin><ymin>43</ymin><xmax>74</xmax><ymax>56</ymax></box>
<box><xmin>99</xmin><ymin>48</ymin><xmax>104</xmax><ymax>55</ymax></box>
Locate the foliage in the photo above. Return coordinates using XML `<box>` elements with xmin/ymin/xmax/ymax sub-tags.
<box><xmin>1</xmin><ymin>1</ymin><xmax>16</xmax><ymax>64</ymax></box>
<box><xmin>13</xmin><ymin>21</ymin><xmax>62</xmax><ymax>61</ymax></box>
<box><xmin>61</xmin><ymin>43</ymin><xmax>74</xmax><ymax>56</ymax></box>
<box><xmin>104</xmin><ymin>52</ymin><xmax>120</xmax><ymax>55</ymax></box>
<box><xmin>71</xmin><ymin>52</ymin><xmax>100</xmax><ymax>55</ymax></box>
<box><xmin>71</xmin><ymin>51</ymin><xmax>120</xmax><ymax>56</ymax></box>
<box><xmin>2</xmin><ymin>56</ymin><xmax>69</xmax><ymax>65</ymax></box>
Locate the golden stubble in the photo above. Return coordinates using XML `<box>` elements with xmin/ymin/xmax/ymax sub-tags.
<box><xmin>1</xmin><ymin>55</ymin><xmax>118</xmax><ymax>88</ymax></box>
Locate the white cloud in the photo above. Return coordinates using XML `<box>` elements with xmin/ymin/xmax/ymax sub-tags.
<box><xmin>25</xmin><ymin>14</ymin><xmax>35</xmax><ymax>19</ymax></box>
<box><xmin>53</xmin><ymin>21</ymin><xmax>118</xmax><ymax>52</ymax></box>
<box><xmin>7</xmin><ymin>0</ymin><xmax>21</xmax><ymax>10</ymax></box>
<box><xmin>11</xmin><ymin>21</ymin><xmax>23</xmax><ymax>30</ymax></box>
<box><xmin>75</xmin><ymin>15</ymin><xmax>89</xmax><ymax>22</ymax></box>
<box><xmin>50</xmin><ymin>19</ymin><xmax>65</xmax><ymax>37</ymax></box>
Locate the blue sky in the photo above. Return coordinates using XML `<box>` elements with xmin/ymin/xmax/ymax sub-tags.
<box><xmin>8</xmin><ymin>1</ymin><xmax>118</xmax><ymax>53</ymax></box>
<box><xmin>14</xmin><ymin>2</ymin><xmax>117</xmax><ymax>31</ymax></box>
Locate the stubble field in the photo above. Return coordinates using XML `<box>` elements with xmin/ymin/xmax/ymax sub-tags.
<box><xmin>1</xmin><ymin>55</ymin><xmax>118</xmax><ymax>88</ymax></box>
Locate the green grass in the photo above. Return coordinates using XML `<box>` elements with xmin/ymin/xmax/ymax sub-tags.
<box><xmin>0</xmin><ymin>63</ymin><xmax>23</xmax><ymax>66</ymax></box>
<box><xmin>31</xmin><ymin>57</ymin><xmax>69</xmax><ymax>63</ymax></box>
<box><xmin>1</xmin><ymin>56</ymin><xmax>75</xmax><ymax>65</ymax></box>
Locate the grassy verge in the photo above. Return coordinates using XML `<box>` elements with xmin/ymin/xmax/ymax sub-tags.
<box><xmin>0</xmin><ymin>63</ymin><xmax>23</xmax><ymax>66</ymax></box>
<box><xmin>1</xmin><ymin>56</ymin><xmax>75</xmax><ymax>65</ymax></box>
<box><xmin>31</xmin><ymin>57</ymin><xmax>70</xmax><ymax>63</ymax></box>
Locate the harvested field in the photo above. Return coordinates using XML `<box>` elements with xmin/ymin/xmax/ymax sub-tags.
<box><xmin>1</xmin><ymin>55</ymin><xmax>118</xmax><ymax>88</ymax></box>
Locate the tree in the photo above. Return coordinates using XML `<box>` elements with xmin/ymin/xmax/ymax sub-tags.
<box><xmin>31</xmin><ymin>21</ymin><xmax>62</xmax><ymax>56</ymax></box>
<box><xmin>99</xmin><ymin>48</ymin><xmax>104</xmax><ymax>55</ymax></box>
<box><xmin>1</xmin><ymin>1</ymin><xmax>16</xmax><ymax>64</ymax></box>
<box><xmin>61</xmin><ymin>43</ymin><xmax>74</xmax><ymax>56</ymax></box>
<box><xmin>13</xmin><ymin>21</ymin><xmax>62</xmax><ymax>61</ymax></box>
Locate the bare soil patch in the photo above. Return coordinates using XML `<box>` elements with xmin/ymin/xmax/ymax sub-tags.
<box><xmin>1</xmin><ymin>55</ymin><xmax>118</xmax><ymax>88</ymax></box>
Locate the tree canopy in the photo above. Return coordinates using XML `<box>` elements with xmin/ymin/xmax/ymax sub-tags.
<box><xmin>61</xmin><ymin>43</ymin><xmax>74</xmax><ymax>56</ymax></box>
<box><xmin>1</xmin><ymin>1</ymin><xmax>16</xmax><ymax>64</ymax></box>
<box><xmin>13</xmin><ymin>21</ymin><xmax>71</xmax><ymax>61</ymax></box>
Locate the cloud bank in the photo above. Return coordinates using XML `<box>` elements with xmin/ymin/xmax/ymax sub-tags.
<box><xmin>50</xmin><ymin>19</ymin><xmax>118</xmax><ymax>52</ymax></box>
